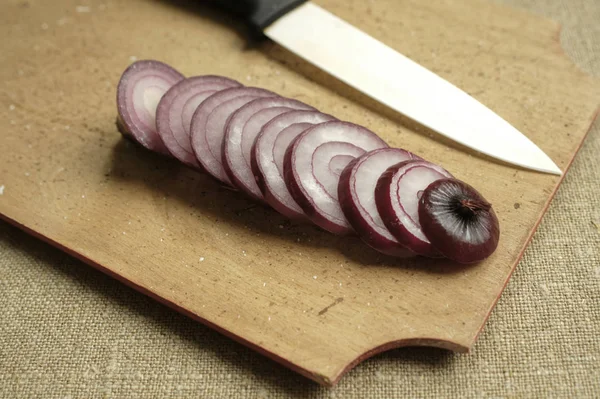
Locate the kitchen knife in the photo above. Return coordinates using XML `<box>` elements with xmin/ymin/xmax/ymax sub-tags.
<box><xmin>211</xmin><ymin>0</ymin><xmax>562</xmax><ymax>175</ymax></box>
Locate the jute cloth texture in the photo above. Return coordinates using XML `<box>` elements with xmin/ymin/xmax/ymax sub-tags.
<box><xmin>1</xmin><ymin>0</ymin><xmax>599</xmax><ymax>397</ymax></box>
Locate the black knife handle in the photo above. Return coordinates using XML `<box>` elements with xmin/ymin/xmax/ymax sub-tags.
<box><xmin>211</xmin><ymin>0</ymin><xmax>307</xmax><ymax>33</ymax></box>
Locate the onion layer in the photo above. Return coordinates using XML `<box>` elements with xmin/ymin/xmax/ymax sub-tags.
<box><xmin>223</xmin><ymin>97</ymin><xmax>314</xmax><ymax>201</ymax></box>
<box><xmin>252</xmin><ymin>110</ymin><xmax>335</xmax><ymax>219</ymax></box>
<box><xmin>156</xmin><ymin>76</ymin><xmax>241</xmax><ymax>168</ymax></box>
<box><xmin>375</xmin><ymin>160</ymin><xmax>453</xmax><ymax>256</ymax></box>
<box><xmin>339</xmin><ymin>148</ymin><xmax>421</xmax><ymax>256</ymax></box>
<box><xmin>190</xmin><ymin>87</ymin><xmax>276</xmax><ymax>185</ymax></box>
<box><xmin>116</xmin><ymin>60</ymin><xmax>184</xmax><ymax>155</ymax></box>
<box><xmin>284</xmin><ymin>121</ymin><xmax>388</xmax><ymax>235</ymax></box>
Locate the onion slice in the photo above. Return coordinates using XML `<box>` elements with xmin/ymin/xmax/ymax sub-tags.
<box><xmin>223</xmin><ymin>97</ymin><xmax>315</xmax><ymax>201</ymax></box>
<box><xmin>284</xmin><ymin>121</ymin><xmax>388</xmax><ymax>235</ymax></box>
<box><xmin>190</xmin><ymin>87</ymin><xmax>276</xmax><ymax>185</ymax></box>
<box><xmin>155</xmin><ymin>76</ymin><xmax>241</xmax><ymax>168</ymax></box>
<box><xmin>375</xmin><ymin>160</ymin><xmax>453</xmax><ymax>256</ymax></box>
<box><xmin>252</xmin><ymin>110</ymin><xmax>336</xmax><ymax>219</ymax></box>
<box><xmin>338</xmin><ymin>148</ymin><xmax>421</xmax><ymax>257</ymax></box>
<box><xmin>116</xmin><ymin>60</ymin><xmax>184</xmax><ymax>155</ymax></box>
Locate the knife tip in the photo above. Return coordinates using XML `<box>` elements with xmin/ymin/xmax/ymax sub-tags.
<box><xmin>538</xmin><ymin>159</ymin><xmax>563</xmax><ymax>176</ymax></box>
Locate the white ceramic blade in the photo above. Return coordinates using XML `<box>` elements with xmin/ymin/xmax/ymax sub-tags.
<box><xmin>264</xmin><ymin>3</ymin><xmax>562</xmax><ymax>175</ymax></box>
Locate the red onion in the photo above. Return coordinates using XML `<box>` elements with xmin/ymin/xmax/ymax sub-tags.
<box><xmin>116</xmin><ymin>60</ymin><xmax>184</xmax><ymax>155</ymax></box>
<box><xmin>190</xmin><ymin>87</ymin><xmax>276</xmax><ymax>185</ymax></box>
<box><xmin>155</xmin><ymin>76</ymin><xmax>240</xmax><ymax>168</ymax></box>
<box><xmin>223</xmin><ymin>97</ymin><xmax>314</xmax><ymax>201</ymax></box>
<box><xmin>375</xmin><ymin>160</ymin><xmax>453</xmax><ymax>256</ymax></box>
<box><xmin>338</xmin><ymin>148</ymin><xmax>421</xmax><ymax>256</ymax></box>
<box><xmin>419</xmin><ymin>178</ymin><xmax>500</xmax><ymax>263</ymax></box>
<box><xmin>284</xmin><ymin>121</ymin><xmax>388</xmax><ymax>235</ymax></box>
<box><xmin>115</xmin><ymin>60</ymin><xmax>501</xmax><ymax>262</ymax></box>
<box><xmin>252</xmin><ymin>110</ymin><xmax>336</xmax><ymax>219</ymax></box>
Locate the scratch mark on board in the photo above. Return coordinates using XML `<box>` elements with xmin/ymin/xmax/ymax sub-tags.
<box><xmin>318</xmin><ymin>297</ymin><xmax>344</xmax><ymax>316</ymax></box>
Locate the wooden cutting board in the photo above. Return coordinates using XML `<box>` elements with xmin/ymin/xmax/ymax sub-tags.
<box><xmin>1</xmin><ymin>0</ymin><xmax>598</xmax><ymax>386</ymax></box>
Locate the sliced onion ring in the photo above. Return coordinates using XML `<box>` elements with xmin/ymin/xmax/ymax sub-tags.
<box><xmin>338</xmin><ymin>148</ymin><xmax>421</xmax><ymax>257</ymax></box>
<box><xmin>252</xmin><ymin>110</ymin><xmax>336</xmax><ymax>219</ymax></box>
<box><xmin>375</xmin><ymin>160</ymin><xmax>453</xmax><ymax>256</ymax></box>
<box><xmin>116</xmin><ymin>60</ymin><xmax>184</xmax><ymax>155</ymax></box>
<box><xmin>155</xmin><ymin>76</ymin><xmax>241</xmax><ymax>168</ymax></box>
<box><xmin>284</xmin><ymin>121</ymin><xmax>388</xmax><ymax>235</ymax></box>
<box><xmin>190</xmin><ymin>87</ymin><xmax>276</xmax><ymax>185</ymax></box>
<box><xmin>223</xmin><ymin>97</ymin><xmax>315</xmax><ymax>201</ymax></box>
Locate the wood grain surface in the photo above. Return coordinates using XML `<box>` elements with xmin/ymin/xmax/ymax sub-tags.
<box><xmin>0</xmin><ymin>0</ymin><xmax>598</xmax><ymax>385</ymax></box>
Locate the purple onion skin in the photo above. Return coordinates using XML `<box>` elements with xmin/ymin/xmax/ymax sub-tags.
<box><xmin>338</xmin><ymin>157</ymin><xmax>415</xmax><ymax>257</ymax></box>
<box><xmin>375</xmin><ymin>162</ymin><xmax>443</xmax><ymax>257</ymax></box>
<box><xmin>418</xmin><ymin>178</ymin><xmax>500</xmax><ymax>264</ymax></box>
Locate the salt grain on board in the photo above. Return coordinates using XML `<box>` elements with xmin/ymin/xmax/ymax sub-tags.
<box><xmin>8</xmin><ymin>105</ymin><xmax>15</xmax><ymax>111</ymax></box>
<box><xmin>76</xmin><ymin>6</ymin><xmax>91</xmax><ymax>13</ymax></box>
<box><xmin>129</xmin><ymin>56</ymin><xmax>138</xmax><ymax>62</ymax></box>
<box><xmin>199</xmin><ymin>257</ymin><xmax>205</xmax><ymax>262</ymax></box>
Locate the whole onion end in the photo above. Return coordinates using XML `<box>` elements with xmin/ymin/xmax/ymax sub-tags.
<box><xmin>418</xmin><ymin>178</ymin><xmax>500</xmax><ymax>264</ymax></box>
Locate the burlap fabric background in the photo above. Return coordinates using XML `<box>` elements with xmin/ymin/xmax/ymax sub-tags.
<box><xmin>1</xmin><ymin>0</ymin><xmax>599</xmax><ymax>397</ymax></box>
